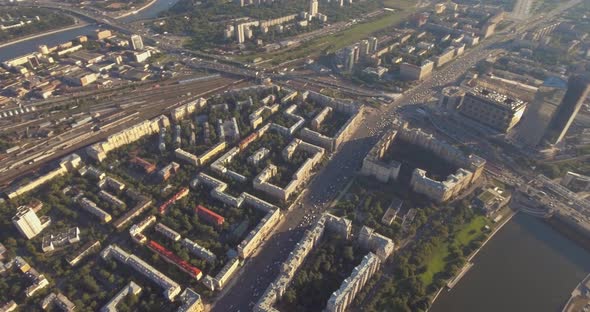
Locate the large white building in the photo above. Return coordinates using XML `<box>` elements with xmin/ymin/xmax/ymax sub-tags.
<box><xmin>130</xmin><ymin>34</ymin><xmax>144</xmax><ymax>50</ymax></box>
<box><xmin>309</xmin><ymin>0</ymin><xmax>319</xmax><ymax>17</ymax></box>
<box><xmin>12</xmin><ymin>206</ymin><xmax>50</xmax><ymax>239</ymax></box>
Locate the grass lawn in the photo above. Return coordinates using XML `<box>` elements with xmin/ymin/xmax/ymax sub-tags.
<box><xmin>420</xmin><ymin>242</ymin><xmax>449</xmax><ymax>286</ymax></box>
<box><xmin>419</xmin><ymin>215</ymin><xmax>489</xmax><ymax>285</ymax></box>
<box><xmin>454</xmin><ymin>215</ymin><xmax>488</xmax><ymax>247</ymax></box>
<box><xmin>239</xmin><ymin>0</ymin><xmax>418</xmax><ymax>64</ymax></box>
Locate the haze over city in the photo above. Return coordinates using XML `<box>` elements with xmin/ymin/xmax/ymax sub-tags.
<box><xmin>0</xmin><ymin>0</ymin><xmax>589</xmax><ymax>311</ymax></box>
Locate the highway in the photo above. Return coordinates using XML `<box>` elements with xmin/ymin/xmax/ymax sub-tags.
<box><xmin>1</xmin><ymin>0</ymin><xmax>583</xmax><ymax>309</ymax></box>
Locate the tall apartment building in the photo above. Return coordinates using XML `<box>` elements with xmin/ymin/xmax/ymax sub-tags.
<box><xmin>368</xmin><ymin>37</ymin><xmax>378</xmax><ymax>53</ymax></box>
<box><xmin>309</xmin><ymin>0</ymin><xmax>319</xmax><ymax>17</ymax></box>
<box><xmin>511</xmin><ymin>78</ymin><xmax>567</xmax><ymax>147</ymax></box>
<box><xmin>130</xmin><ymin>34</ymin><xmax>144</xmax><ymax>50</ymax></box>
<box><xmin>344</xmin><ymin>46</ymin><xmax>358</xmax><ymax>72</ymax></box>
<box><xmin>13</xmin><ymin>206</ymin><xmax>50</xmax><ymax>239</ymax></box>
<box><xmin>542</xmin><ymin>75</ymin><xmax>590</xmax><ymax>146</ymax></box>
<box><xmin>236</xmin><ymin>24</ymin><xmax>246</xmax><ymax>44</ymax></box>
<box><xmin>326</xmin><ymin>253</ymin><xmax>381</xmax><ymax>312</ymax></box>
<box><xmin>459</xmin><ymin>87</ymin><xmax>527</xmax><ymax>133</ymax></box>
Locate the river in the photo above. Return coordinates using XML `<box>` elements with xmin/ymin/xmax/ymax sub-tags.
<box><xmin>430</xmin><ymin>213</ymin><xmax>590</xmax><ymax>312</ymax></box>
<box><xmin>0</xmin><ymin>0</ymin><xmax>179</xmax><ymax>62</ymax></box>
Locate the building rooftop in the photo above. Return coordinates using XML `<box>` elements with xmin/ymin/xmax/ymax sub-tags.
<box><xmin>469</xmin><ymin>87</ymin><xmax>526</xmax><ymax>110</ymax></box>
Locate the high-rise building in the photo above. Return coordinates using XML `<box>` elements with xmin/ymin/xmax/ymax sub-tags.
<box><xmin>12</xmin><ymin>206</ymin><xmax>50</xmax><ymax>239</ymax></box>
<box><xmin>130</xmin><ymin>34</ymin><xmax>144</xmax><ymax>50</ymax></box>
<box><xmin>359</xmin><ymin>40</ymin><xmax>370</xmax><ymax>56</ymax></box>
<box><xmin>511</xmin><ymin>77</ymin><xmax>567</xmax><ymax>147</ymax></box>
<box><xmin>368</xmin><ymin>37</ymin><xmax>378</xmax><ymax>53</ymax></box>
<box><xmin>542</xmin><ymin>75</ymin><xmax>590</xmax><ymax>146</ymax></box>
<box><xmin>236</xmin><ymin>24</ymin><xmax>246</xmax><ymax>43</ymax></box>
<box><xmin>309</xmin><ymin>0</ymin><xmax>319</xmax><ymax>17</ymax></box>
<box><xmin>344</xmin><ymin>46</ymin><xmax>358</xmax><ymax>72</ymax></box>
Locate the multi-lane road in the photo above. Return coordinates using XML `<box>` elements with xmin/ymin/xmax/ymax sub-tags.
<box><xmin>2</xmin><ymin>0</ymin><xmax>582</xmax><ymax>310</ymax></box>
<box><xmin>210</xmin><ymin>1</ymin><xmax>583</xmax><ymax>310</ymax></box>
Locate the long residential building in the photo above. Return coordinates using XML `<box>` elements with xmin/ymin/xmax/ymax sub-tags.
<box><xmin>77</xmin><ymin>197</ymin><xmax>112</xmax><ymax>223</ymax></box>
<box><xmin>87</xmin><ymin>115</ymin><xmax>170</xmax><ymax>162</ymax></box>
<box><xmin>326</xmin><ymin>253</ymin><xmax>381</xmax><ymax>312</ymax></box>
<box><xmin>237</xmin><ymin>207</ymin><xmax>282</xmax><ymax>259</ymax></box>
<box><xmin>360</xmin><ymin>129</ymin><xmax>401</xmax><ymax>183</ymax></box>
<box><xmin>100</xmin><ymin>281</ymin><xmax>142</xmax><ymax>312</ymax></box>
<box><xmin>5</xmin><ymin>154</ymin><xmax>82</xmax><ymax>199</ymax></box>
<box><xmin>182</xmin><ymin>238</ymin><xmax>217</xmax><ymax>264</ymax></box>
<box><xmin>101</xmin><ymin>244</ymin><xmax>181</xmax><ymax>301</ymax></box>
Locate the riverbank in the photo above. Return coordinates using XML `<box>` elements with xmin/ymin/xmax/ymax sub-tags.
<box><xmin>546</xmin><ymin>215</ymin><xmax>590</xmax><ymax>250</ymax></box>
<box><xmin>430</xmin><ymin>212</ymin><xmax>590</xmax><ymax>312</ymax></box>
<box><xmin>115</xmin><ymin>0</ymin><xmax>158</xmax><ymax>19</ymax></box>
<box><xmin>0</xmin><ymin>22</ymin><xmax>88</xmax><ymax>49</ymax></box>
<box><xmin>561</xmin><ymin>273</ymin><xmax>590</xmax><ymax>312</ymax></box>
<box><xmin>428</xmin><ymin>209</ymin><xmax>518</xmax><ymax>309</ymax></box>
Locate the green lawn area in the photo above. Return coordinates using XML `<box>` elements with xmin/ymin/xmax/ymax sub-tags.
<box><xmin>419</xmin><ymin>215</ymin><xmax>489</xmax><ymax>285</ymax></box>
<box><xmin>454</xmin><ymin>215</ymin><xmax>488</xmax><ymax>247</ymax></box>
<box><xmin>420</xmin><ymin>242</ymin><xmax>449</xmax><ymax>286</ymax></box>
<box><xmin>238</xmin><ymin>0</ymin><xmax>418</xmax><ymax>65</ymax></box>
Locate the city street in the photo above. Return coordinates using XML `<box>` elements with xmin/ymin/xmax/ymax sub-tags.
<box><xmin>211</xmin><ymin>1</ymin><xmax>582</xmax><ymax>309</ymax></box>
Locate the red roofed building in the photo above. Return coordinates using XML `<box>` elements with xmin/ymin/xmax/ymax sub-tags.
<box><xmin>195</xmin><ymin>205</ymin><xmax>225</xmax><ymax>226</ymax></box>
<box><xmin>147</xmin><ymin>240</ymin><xmax>202</xmax><ymax>280</ymax></box>
<box><xmin>130</xmin><ymin>157</ymin><xmax>156</xmax><ymax>174</ymax></box>
<box><xmin>158</xmin><ymin>187</ymin><xmax>190</xmax><ymax>215</ymax></box>
<box><xmin>238</xmin><ymin>133</ymin><xmax>257</xmax><ymax>151</ymax></box>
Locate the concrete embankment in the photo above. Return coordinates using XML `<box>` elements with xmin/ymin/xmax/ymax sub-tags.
<box><xmin>0</xmin><ymin>23</ymin><xmax>89</xmax><ymax>49</ymax></box>
<box><xmin>545</xmin><ymin>214</ymin><xmax>590</xmax><ymax>251</ymax></box>
<box><xmin>115</xmin><ymin>0</ymin><xmax>158</xmax><ymax>19</ymax></box>
<box><xmin>428</xmin><ymin>210</ymin><xmax>518</xmax><ymax>310</ymax></box>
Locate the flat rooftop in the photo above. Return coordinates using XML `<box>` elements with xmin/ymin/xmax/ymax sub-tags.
<box><xmin>469</xmin><ymin>87</ymin><xmax>526</xmax><ymax>110</ymax></box>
